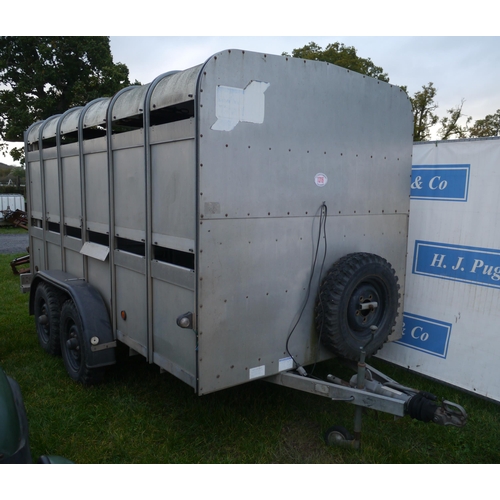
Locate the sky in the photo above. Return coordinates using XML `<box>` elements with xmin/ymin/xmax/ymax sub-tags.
<box><xmin>3</xmin><ymin>8</ymin><xmax>499</xmax><ymax>165</ymax></box>
<box><xmin>108</xmin><ymin>36</ymin><xmax>500</xmax><ymax>130</ymax></box>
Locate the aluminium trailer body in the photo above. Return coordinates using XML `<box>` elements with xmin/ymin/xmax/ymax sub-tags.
<box><xmin>24</xmin><ymin>49</ymin><xmax>413</xmax><ymax>396</ymax></box>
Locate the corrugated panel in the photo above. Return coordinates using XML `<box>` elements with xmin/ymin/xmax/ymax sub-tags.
<box><xmin>110</xmin><ymin>85</ymin><xmax>149</xmax><ymax>122</ymax></box>
<box><xmin>150</xmin><ymin>64</ymin><xmax>202</xmax><ymax>110</ymax></box>
<box><xmin>59</xmin><ymin>107</ymin><xmax>83</xmax><ymax>135</ymax></box>
<box><xmin>26</xmin><ymin>122</ymin><xmax>43</xmax><ymax>145</ymax></box>
<box><xmin>82</xmin><ymin>98</ymin><xmax>110</xmax><ymax>129</ymax></box>
<box><xmin>40</xmin><ymin>115</ymin><xmax>61</xmax><ymax>140</ymax></box>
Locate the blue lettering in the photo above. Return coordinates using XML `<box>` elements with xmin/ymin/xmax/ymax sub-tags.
<box><xmin>414</xmin><ymin>241</ymin><xmax>500</xmax><ymax>290</ymax></box>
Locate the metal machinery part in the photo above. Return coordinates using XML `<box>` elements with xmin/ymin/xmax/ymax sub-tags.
<box><xmin>267</xmin><ymin>346</ymin><xmax>467</xmax><ymax>449</ymax></box>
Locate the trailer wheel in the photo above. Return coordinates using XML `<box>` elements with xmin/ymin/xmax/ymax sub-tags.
<box><xmin>60</xmin><ymin>300</ymin><xmax>104</xmax><ymax>385</ymax></box>
<box><xmin>33</xmin><ymin>282</ymin><xmax>64</xmax><ymax>355</ymax></box>
<box><xmin>324</xmin><ymin>425</ymin><xmax>353</xmax><ymax>446</ymax></box>
<box><xmin>315</xmin><ymin>253</ymin><xmax>399</xmax><ymax>361</ymax></box>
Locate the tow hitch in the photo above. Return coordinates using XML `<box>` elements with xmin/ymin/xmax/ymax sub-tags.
<box><xmin>266</xmin><ymin>344</ymin><xmax>467</xmax><ymax>450</ymax></box>
<box><xmin>405</xmin><ymin>392</ymin><xmax>467</xmax><ymax>427</ymax></box>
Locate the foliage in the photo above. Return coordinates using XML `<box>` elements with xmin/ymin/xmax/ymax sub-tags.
<box><xmin>284</xmin><ymin>41</ymin><xmax>389</xmax><ymax>82</ymax></box>
<box><xmin>438</xmin><ymin>99</ymin><xmax>471</xmax><ymax>140</ymax></box>
<box><xmin>0</xmin><ymin>36</ymin><xmax>133</xmax><ymax>163</ymax></box>
<box><xmin>468</xmin><ymin>109</ymin><xmax>500</xmax><ymax>138</ymax></box>
<box><xmin>406</xmin><ymin>82</ymin><xmax>439</xmax><ymax>142</ymax></box>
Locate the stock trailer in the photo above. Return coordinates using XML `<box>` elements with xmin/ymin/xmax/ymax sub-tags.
<box><xmin>21</xmin><ymin>49</ymin><xmax>466</xmax><ymax>448</ymax></box>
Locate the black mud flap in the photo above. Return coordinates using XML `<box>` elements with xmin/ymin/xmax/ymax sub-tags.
<box><xmin>29</xmin><ymin>270</ymin><xmax>116</xmax><ymax>369</ymax></box>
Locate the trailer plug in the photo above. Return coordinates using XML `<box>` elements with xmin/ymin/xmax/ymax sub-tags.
<box><xmin>405</xmin><ymin>391</ymin><xmax>468</xmax><ymax>427</ymax></box>
<box><xmin>296</xmin><ymin>366</ymin><xmax>308</xmax><ymax>377</ymax></box>
<box><xmin>405</xmin><ymin>391</ymin><xmax>439</xmax><ymax>423</ymax></box>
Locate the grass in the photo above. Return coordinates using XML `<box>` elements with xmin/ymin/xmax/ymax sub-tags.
<box><xmin>1</xmin><ymin>250</ymin><xmax>499</xmax><ymax>464</ymax></box>
<box><xmin>0</xmin><ymin>226</ymin><xmax>27</xmax><ymax>234</ymax></box>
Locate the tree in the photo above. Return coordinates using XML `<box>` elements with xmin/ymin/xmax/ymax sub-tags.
<box><xmin>408</xmin><ymin>82</ymin><xmax>439</xmax><ymax>142</ymax></box>
<box><xmin>283</xmin><ymin>41</ymin><xmax>389</xmax><ymax>82</ymax></box>
<box><xmin>468</xmin><ymin>109</ymin><xmax>500</xmax><ymax>138</ymax></box>
<box><xmin>0</xmin><ymin>36</ymin><xmax>133</xmax><ymax>163</ymax></box>
<box><xmin>438</xmin><ymin>99</ymin><xmax>471</xmax><ymax>140</ymax></box>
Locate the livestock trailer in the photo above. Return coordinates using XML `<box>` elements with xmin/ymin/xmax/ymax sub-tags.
<box><xmin>22</xmin><ymin>49</ymin><xmax>466</xmax><ymax>445</ymax></box>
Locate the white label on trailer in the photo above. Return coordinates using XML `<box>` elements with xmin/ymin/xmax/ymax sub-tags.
<box><xmin>279</xmin><ymin>357</ymin><xmax>294</xmax><ymax>371</ymax></box>
<box><xmin>314</xmin><ymin>173</ymin><xmax>328</xmax><ymax>187</ymax></box>
<box><xmin>249</xmin><ymin>365</ymin><xmax>266</xmax><ymax>379</ymax></box>
<box><xmin>212</xmin><ymin>80</ymin><xmax>270</xmax><ymax>131</ymax></box>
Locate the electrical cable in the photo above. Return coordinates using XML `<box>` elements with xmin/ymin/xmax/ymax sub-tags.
<box><xmin>308</xmin><ymin>202</ymin><xmax>328</xmax><ymax>377</ymax></box>
<box><xmin>285</xmin><ymin>202</ymin><xmax>328</xmax><ymax>375</ymax></box>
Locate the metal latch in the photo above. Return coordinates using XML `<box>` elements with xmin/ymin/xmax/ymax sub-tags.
<box><xmin>176</xmin><ymin>312</ymin><xmax>193</xmax><ymax>329</ymax></box>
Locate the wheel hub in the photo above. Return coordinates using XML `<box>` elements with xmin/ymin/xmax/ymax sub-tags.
<box><xmin>348</xmin><ymin>282</ymin><xmax>382</xmax><ymax>331</ymax></box>
<box><xmin>66</xmin><ymin>338</ymin><xmax>79</xmax><ymax>350</ymax></box>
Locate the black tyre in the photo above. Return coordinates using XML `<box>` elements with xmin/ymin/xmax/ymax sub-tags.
<box><xmin>315</xmin><ymin>253</ymin><xmax>400</xmax><ymax>360</ymax></box>
<box><xmin>324</xmin><ymin>425</ymin><xmax>353</xmax><ymax>446</ymax></box>
<box><xmin>33</xmin><ymin>282</ymin><xmax>65</xmax><ymax>355</ymax></box>
<box><xmin>60</xmin><ymin>300</ymin><xmax>104</xmax><ymax>385</ymax></box>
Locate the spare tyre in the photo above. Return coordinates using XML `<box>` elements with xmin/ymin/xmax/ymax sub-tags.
<box><xmin>315</xmin><ymin>252</ymin><xmax>400</xmax><ymax>360</ymax></box>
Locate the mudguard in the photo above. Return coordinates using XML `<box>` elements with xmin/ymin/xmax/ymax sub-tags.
<box><xmin>29</xmin><ymin>270</ymin><xmax>116</xmax><ymax>369</ymax></box>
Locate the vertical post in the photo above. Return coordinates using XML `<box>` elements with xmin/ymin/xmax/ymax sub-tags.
<box><xmin>38</xmin><ymin>118</ymin><xmax>61</xmax><ymax>270</ymax></box>
<box><xmin>78</xmin><ymin>98</ymin><xmax>109</xmax><ymax>282</ymax></box>
<box><xmin>24</xmin><ymin>121</ymin><xmax>43</xmax><ymax>273</ymax></box>
<box><xmin>353</xmin><ymin>348</ymin><xmax>367</xmax><ymax>450</ymax></box>
<box><xmin>56</xmin><ymin>108</ymin><xmax>83</xmax><ymax>272</ymax></box>
<box><xmin>143</xmin><ymin>71</ymin><xmax>179</xmax><ymax>364</ymax></box>
<box><xmin>106</xmin><ymin>87</ymin><xmax>138</xmax><ymax>338</ymax></box>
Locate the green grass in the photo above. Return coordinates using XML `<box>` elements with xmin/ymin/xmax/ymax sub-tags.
<box><xmin>1</xmin><ymin>252</ymin><xmax>499</xmax><ymax>463</ymax></box>
<box><xmin>0</xmin><ymin>226</ymin><xmax>27</xmax><ymax>234</ymax></box>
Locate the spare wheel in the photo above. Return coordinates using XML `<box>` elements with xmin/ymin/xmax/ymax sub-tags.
<box><xmin>315</xmin><ymin>252</ymin><xmax>400</xmax><ymax>360</ymax></box>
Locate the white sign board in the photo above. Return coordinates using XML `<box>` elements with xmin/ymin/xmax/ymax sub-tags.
<box><xmin>378</xmin><ymin>137</ymin><xmax>500</xmax><ymax>401</ymax></box>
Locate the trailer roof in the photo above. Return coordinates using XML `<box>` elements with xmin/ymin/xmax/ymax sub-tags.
<box><xmin>25</xmin><ymin>63</ymin><xmax>202</xmax><ymax>147</ymax></box>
